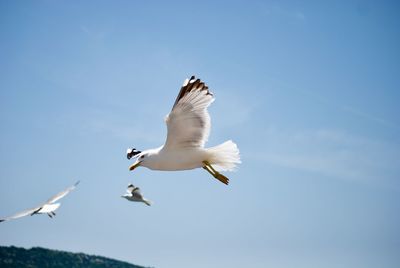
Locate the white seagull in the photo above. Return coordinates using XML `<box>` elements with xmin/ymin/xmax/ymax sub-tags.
<box><xmin>0</xmin><ymin>181</ymin><xmax>80</xmax><ymax>223</ymax></box>
<box><xmin>127</xmin><ymin>76</ymin><xmax>240</xmax><ymax>185</ymax></box>
<box><xmin>121</xmin><ymin>184</ymin><xmax>152</xmax><ymax>206</ymax></box>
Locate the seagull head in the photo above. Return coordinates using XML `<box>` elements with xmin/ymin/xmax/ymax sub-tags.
<box><xmin>129</xmin><ymin>149</ymin><xmax>159</xmax><ymax>171</ymax></box>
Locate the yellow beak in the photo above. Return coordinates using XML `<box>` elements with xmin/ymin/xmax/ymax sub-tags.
<box><xmin>129</xmin><ymin>161</ymin><xmax>141</xmax><ymax>171</ymax></box>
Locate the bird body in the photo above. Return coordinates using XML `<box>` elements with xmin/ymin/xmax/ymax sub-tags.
<box><xmin>139</xmin><ymin>146</ymin><xmax>208</xmax><ymax>171</ymax></box>
<box><xmin>37</xmin><ymin>203</ymin><xmax>61</xmax><ymax>214</ymax></box>
<box><xmin>139</xmin><ymin>141</ymin><xmax>239</xmax><ymax>172</ymax></box>
<box><xmin>122</xmin><ymin>184</ymin><xmax>152</xmax><ymax>206</ymax></box>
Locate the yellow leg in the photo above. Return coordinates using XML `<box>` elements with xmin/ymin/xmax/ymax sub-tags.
<box><xmin>202</xmin><ymin>161</ymin><xmax>229</xmax><ymax>185</ymax></box>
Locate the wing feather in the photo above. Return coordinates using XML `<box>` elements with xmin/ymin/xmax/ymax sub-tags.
<box><xmin>0</xmin><ymin>206</ymin><xmax>42</xmax><ymax>222</ymax></box>
<box><xmin>164</xmin><ymin>76</ymin><xmax>214</xmax><ymax>149</ymax></box>
<box><xmin>46</xmin><ymin>180</ymin><xmax>80</xmax><ymax>204</ymax></box>
<box><xmin>127</xmin><ymin>184</ymin><xmax>135</xmax><ymax>193</ymax></box>
<box><xmin>127</xmin><ymin>184</ymin><xmax>140</xmax><ymax>193</ymax></box>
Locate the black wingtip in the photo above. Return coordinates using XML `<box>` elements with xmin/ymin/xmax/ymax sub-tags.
<box><xmin>127</xmin><ymin>148</ymin><xmax>141</xmax><ymax>160</ymax></box>
<box><xmin>172</xmin><ymin>75</ymin><xmax>212</xmax><ymax>109</ymax></box>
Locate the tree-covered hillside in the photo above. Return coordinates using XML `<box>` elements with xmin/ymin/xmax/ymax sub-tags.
<box><xmin>0</xmin><ymin>246</ymin><xmax>149</xmax><ymax>268</ymax></box>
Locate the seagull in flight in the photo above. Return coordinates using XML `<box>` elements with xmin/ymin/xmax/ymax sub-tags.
<box><xmin>127</xmin><ymin>76</ymin><xmax>240</xmax><ymax>185</ymax></box>
<box><xmin>0</xmin><ymin>181</ymin><xmax>80</xmax><ymax>223</ymax></box>
<box><xmin>121</xmin><ymin>184</ymin><xmax>152</xmax><ymax>206</ymax></box>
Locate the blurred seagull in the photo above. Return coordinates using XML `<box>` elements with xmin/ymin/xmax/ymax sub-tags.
<box><xmin>127</xmin><ymin>76</ymin><xmax>240</xmax><ymax>185</ymax></box>
<box><xmin>121</xmin><ymin>184</ymin><xmax>152</xmax><ymax>206</ymax></box>
<box><xmin>0</xmin><ymin>181</ymin><xmax>80</xmax><ymax>223</ymax></box>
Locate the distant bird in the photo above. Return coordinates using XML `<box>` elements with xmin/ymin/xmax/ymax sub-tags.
<box><xmin>127</xmin><ymin>76</ymin><xmax>240</xmax><ymax>185</ymax></box>
<box><xmin>121</xmin><ymin>184</ymin><xmax>152</xmax><ymax>206</ymax></box>
<box><xmin>0</xmin><ymin>181</ymin><xmax>80</xmax><ymax>223</ymax></box>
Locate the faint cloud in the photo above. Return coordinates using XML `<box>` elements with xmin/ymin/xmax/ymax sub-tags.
<box><xmin>252</xmin><ymin>127</ymin><xmax>400</xmax><ymax>186</ymax></box>
<box><xmin>259</xmin><ymin>3</ymin><xmax>306</xmax><ymax>21</ymax></box>
<box><xmin>80</xmin><ymin>25</ymin><xmax>90</xmax><ymax>34</ymax></box>
<box><xmin>262</xmin><ymin>75</ymin><xmax>400</xmax><ymax>132</ymax></box>
<box><xmin>88</xmin><ymin>119</ymin><xmax>164</xmax><ymax>144</ymax></box>
<box><xmin>294</xmin><ymin>11</ymin><xmax>306</xmax><ymax>20</ymax></box>
<box><xmin>341</xmin><ymin>106</ymin><xmax>400</xmax><ymax>131</ymax></box>
<box><xmin>80</xmin><ymin>25</ymin><xmax>109</xmax><ymax>41</ymax></box>
<box><xmin>81</xmin><ymin>109</ymin><xmax>165</xmax><ymax>145</ymax></box>
<box><xmin>211</xmin><ymin>90</ymin><xmax>253</xmax><ymax>128</ymax></box>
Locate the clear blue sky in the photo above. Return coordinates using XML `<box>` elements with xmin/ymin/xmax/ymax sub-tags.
<box><xmin>1</xmin><ymin>1</ymin><xmax>399</xmax><ymax>267</ymax></box>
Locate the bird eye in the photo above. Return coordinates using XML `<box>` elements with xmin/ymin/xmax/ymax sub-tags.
<box><xmin>140</xmin><ymin>155</ymin><xmax>145</xmax><ymax>159</ymax></box>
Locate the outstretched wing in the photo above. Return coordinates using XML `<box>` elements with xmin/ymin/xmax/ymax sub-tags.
<box><xmin>128</xmin><ymin>184</ymin><xmax>144</xmax><ymax>199</ymax></box>
<box><xmin>0</xmin><ymin>205</ymin><xmax>42</xmax><ymax>223</ymax></box>
<box><xmin>46</xmin><ymin>181</ymin><xmax>80</xmax><ymax>204</ymax></box>
<box><xmin>127</xmin><ymin>183</ymin><xmax>139</xmax><ymax>194</ymax></box>
<box><xmin>164</xmin><ymin>76</ymin><xmax>214</xmax><ymax>149</ymax></box>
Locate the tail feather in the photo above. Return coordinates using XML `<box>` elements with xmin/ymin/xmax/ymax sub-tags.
<box><xmin>207</xmin><ymin>140</ymin><xmax>241</xmax><ymax>171</ymax></box>
<box><xmin>143</xmin><ymin>199</ymin><xmax>152</xmax><ymax>206</ymax></box>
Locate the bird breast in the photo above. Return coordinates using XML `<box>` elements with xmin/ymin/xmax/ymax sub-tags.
<box><xmin>144</xmin><ymin>148</ymin><xmax>208</xmax><ymax>171</ymax></box>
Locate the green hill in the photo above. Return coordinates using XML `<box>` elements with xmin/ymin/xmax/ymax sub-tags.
<box><xmin>0</xmin><ymin>246</ymin><xmax>149</xmax><ymax>268</ymax></box>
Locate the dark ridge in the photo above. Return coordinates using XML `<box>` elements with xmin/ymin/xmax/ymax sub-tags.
<box><xmin>0</xmin><ymin>245</ymin><xmax>152</xmax><ymax>268</ymax></box>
